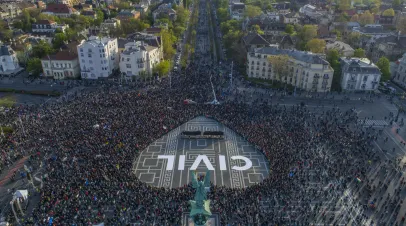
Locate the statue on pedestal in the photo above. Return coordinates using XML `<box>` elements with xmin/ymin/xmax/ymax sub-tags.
<box><xmin>189</xmin><ymin>170</ymin><xmax>212</xmax><ymax>226</ymax></box>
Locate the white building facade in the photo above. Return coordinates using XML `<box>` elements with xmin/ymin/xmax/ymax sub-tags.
<box><xmin>31</xmin><ymin>20</ymin><xmax>69</xmax><ymax>33</ymax></box>
<box><xmin>119</xmin><ymin>41</ymin><xmax>160</xmax><ymax>76</ymax></box>
<box><xmin>340</xmin><ymin>57</ymin><xmax>381</xmax><ymax>91</ymax></box>
<box><xmin>247</xmin><ymin>46</ymin><xmax>334</xmax><ymax>92</ymax></box>
<box><xmin>41</xmin><ymin>51</ymin><xmax>80</xmax><ymax>79</ymax></box>
<box><xmin>77</xmin><ymin>36</ymin><xmax>119</xmax><ymax>79</ymax></box>
<box><xmin>0</xmin><ymin>45</ymin><xmax>20</xmax><ymax>74</ymax></box>
<box><xmin>393</xmin><ymin>53</ymin><xmax>406</xmax><ymax>88</ymax></box>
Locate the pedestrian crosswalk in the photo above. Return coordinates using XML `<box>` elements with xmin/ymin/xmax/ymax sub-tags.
<box><xmin>357</xmin><ymin>119</ymin><xmax>389</xmax><ymax>127</ymax></box>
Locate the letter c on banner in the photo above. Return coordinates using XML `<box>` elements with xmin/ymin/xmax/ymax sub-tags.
<box><xmin>230</xmin><ymin>156</ymin><xmax>253</xmax><ymax>171</ymax></box>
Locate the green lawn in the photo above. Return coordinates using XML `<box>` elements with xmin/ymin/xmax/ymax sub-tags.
<box><xmin>0</xmin><ymin>95</ymin><xmax>16</xmax><ymax>107</ymax></box>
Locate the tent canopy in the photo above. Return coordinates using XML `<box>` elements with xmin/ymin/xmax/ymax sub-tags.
<box><xmin>14</xmin><ymin>190</ymin><xmax>28</xmax><ymax>199</ymax></box>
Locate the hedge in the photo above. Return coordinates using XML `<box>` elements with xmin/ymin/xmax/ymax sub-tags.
<box><xmin>0</xmin><ymin>88</ymin><xmax>61</xmax><ymax>96</ymax></box>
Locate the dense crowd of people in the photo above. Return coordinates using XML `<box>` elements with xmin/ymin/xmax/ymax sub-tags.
<box><xmin>0</xmin><ymin>0</ymin><xmax>404</xmax><ymax>225</ymax></box>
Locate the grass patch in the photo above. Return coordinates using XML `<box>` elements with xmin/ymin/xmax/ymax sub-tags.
<box><xmin>0</xmin><ymin>88</ymin><xmax>61</xmax><ymax>97</ymax></box>
<box><xmin>0</xmin><ymin>96</ymin><xmax>16</xmax><ymax>107</ymax></box>
<box><xmin>1</xmin><ymin>126</ymin><xmax>13</xmax><ymax>134</ymax></box>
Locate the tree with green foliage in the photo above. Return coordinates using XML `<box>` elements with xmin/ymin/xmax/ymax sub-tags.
<box><xmin>244</xmin><ymin>5</ymin><xmax>262</xmax><ymax>18</ymax></box>
<box><xmin>398</xmin><ymin>17</ymin><xmax>406</xmax><ymax>34</ymax></box>
<box><xmin>251</xmin><ymin>24</ymin><xmax>264</xmax><ymax>34</ymax></box>
<box><xmin>27</xmin><ymin>58</ymin><xmax>42</xmax><ymax>76</ymax></box>
<box><xmin>337</xmin><ymin>12</ymin><xmax>350</xmax><ymax>22</ymax></box>
<box><xmin>268</xmin><ymin>54</ymin><xmax>290</xmax><ymax>82</ymax></box>
<box><xmin>353</xmin><ymin>48</ymin><xmax>365</xmax><ymax>58</ymax></box>
<box><xmin>393</xmin><ymin>0</ymin><xmax>401</xmax><ymax>8</ymax></box>
<box><xmin>350</xmin><ymin>14</ymin><xmax>359</xmax><ymax>22</ymax></box>
<box><xmin>326</xmin><ymin>49</ymin><xmax>342</xmax><ymax>91</ymax></box>
<box><xmin>93</xmin><ymin>9</ymin><xmax>105</xmax><ymax>26</ymax></box>
<box><xmin>217</xmin><ymin>8</ymin><xmax>229</xmax><ymax>21</ymax></box>
<box><xmin>296</xmin><ymin>25</ymin><xmax>318</xmax><ymax>50</ymax></box>
<box><xmin>153</xmin><ymin>60</ymin><xmax>171</xmax><ymax>77</ymax></box>
<box><xmin>160</xmin><ymin>29</ymin><xmax>176</xmax><ymax>59</ymax></box>
<box><xmin>306</xmin><ymin>39</ymin><xmax>326</xmax><ymax>53</ymax></box>
<box><xmin>359</xmin><ymin>10</ymin><xmax>374</xmax><ymax>25</ymax></box>
<box><xmin>339</xmin><ymin>0</ymin><xmax>351</xmax><ymax>10</ymax></box>
<box><xmin>53</xmin><ymin>33</ymin><xmax>67</xmax><ymax>49</ymax></box>
<box><xmin>382</xmin><ymin>8</ymin><xmax>395</xmax><ymax>16</ymax></box>
<box><xmin>32</xmin><ymin>40</ymin><xmax>54</xmax><ymax>59</ymax></box>
<box><xmin>285</xmin><ymin>24</ymin><xmax>295</xmax><ymax>35</ymax></box>
<box><xmin>376</xmin><ymin>56</ymin><xmax>391</xmax><ymax>81</ymax></box>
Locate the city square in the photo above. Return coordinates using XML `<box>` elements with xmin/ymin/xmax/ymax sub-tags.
<box><xmin>133</xmin><ymin>116</ymin><xmax>269</xmax><ymax>188</ymax></box>
<box><xmin>1</xmin><ymin>0</ymin><xmax>406</xmax><ymax>224</ymax></box>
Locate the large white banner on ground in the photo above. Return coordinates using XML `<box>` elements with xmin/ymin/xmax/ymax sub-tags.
<box><xmin>158</xmin><ymin>155</ymin><xmax>253</xmax><ymax>171</ymax></box>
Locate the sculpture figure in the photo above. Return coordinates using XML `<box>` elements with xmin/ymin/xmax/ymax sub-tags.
<box><xmin>189</xmin><ymin>170</ymin><xmax>212</xmax><ymax>226</ymax></box>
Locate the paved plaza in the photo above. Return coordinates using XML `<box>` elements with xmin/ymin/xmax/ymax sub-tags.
<box><xmin>133</xmin><ymin>116</ymin><xmax>269</xmax><ymax>188</ymax></box>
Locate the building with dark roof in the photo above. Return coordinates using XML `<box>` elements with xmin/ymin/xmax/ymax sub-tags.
<box><xmin>247</xmin><ymin>46</ymin><xmax>334</xmax><ymax>92</ymax></box>
<box><xmin>152</xmin><ymin>4</ymin><xmax>176</xmax><ymax>22</ymax></box>
<box><xmin>116</xmin><ymin>9</ymin><xmax>140</xmax><ymax>21</ymax></box>
<box><xmin>42</xmin><ymin>3</ymin><xmax>79</xmax><ymax>17</ymax></box>
<box><xmin>372</xmin><ymin>33</ymin><xmax>406</xmax><ymax>61</ymax></box>
<box><xmin>352</xmin><ymin>24</ymin><xmax>392</xmax><ymax>41</ymax></box>
<box><xmin>340</xmin><ymin>57</ymin><xmax>381</xmax><ymax>91</ymax></box>
<box><xmin>119</xmin><ymin>41</ymin><xmax>161</xmax><ymax>77</ymax></box>
<box><xmin>41</xmin><ymin>50</ymin><xmax>80</xmax><ymax>79</ymax></box>
<box><xmin>229</xmin><ymin>2</ymin><xmax>245</xmax><ymax>20</ymax></box>
<box><xmin>0</xmin><ymin>45</ymin><xmax>21</xmax><ymax>75</ymax></box>
<box><xmin>242</xmin><ymin>33</ymin><xmax>270</xmax><ymax>52</ymax></box>
<box><xmin>32</xmin><ymin>20</ymin><xmax>69</xmax><ymax>33</ymax></box>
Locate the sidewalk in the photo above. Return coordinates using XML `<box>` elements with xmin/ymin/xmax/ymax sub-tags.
<box><xmin>0</xmin><ymin>156</ymin><xmax>28</xmax><ymax>188</ymax></box>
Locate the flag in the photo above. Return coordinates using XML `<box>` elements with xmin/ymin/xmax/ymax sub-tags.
<box><xmin>116</xmin><ymin>164</ymin><xmax>120</xmax><ymax>170</ymax></box>
<box><xmin>48</xmin><ymin>217</ymin><xmax>53</xmax><ymax>226</ymax></box>
<box><xmin>94</xmin><ymin>195</ymin><xmax>97</xmax><ymax>201</ymax></box>
<box><xmin>85</xmin><ymin>179</ymin><xmax>89</xmax><ymax>186</ymax></box>
<box><xmin>163</xmin><ymin>125</ymin><xmax>167</xmax><ymax>130</ymax></box>
<box><xmin>356</xmin><ymin>177</ymin><xmax>362</xmax><ymax>183</ymax></box>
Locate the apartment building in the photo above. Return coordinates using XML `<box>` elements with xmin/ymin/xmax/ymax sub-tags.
<box><xmin>41</xmin><ymin>50</ymin><xmax>80</xmax><ymax>79</ymax></box>
<box><xmin>77</xmin><ymin>36</ymin><xmax>119</xmax><ymax>79</ymax></box>
<box><xmin>247</xmin><ymin>46</ymin><xmax>334</xmax><ymax>92</ymax></box>
<box><xmin>119</xmin><ymin>41</ymin><xmax>161</xmax><ymax>76</ymax></box>
<box><xmin>340</xmin><ymin>57</ymin><xmax>381</xmax><ymax>91</ymax></box>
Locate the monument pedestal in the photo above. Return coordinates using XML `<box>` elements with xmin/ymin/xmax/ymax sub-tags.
<box><xmin>182</xmin><ymin>213</ymin><xmax>220</xmax><ymax>226</ymax></box>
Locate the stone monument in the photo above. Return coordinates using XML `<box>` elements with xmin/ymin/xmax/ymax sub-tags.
<box><xmin>189</xmin><ymin>170</ymin><xmax>212</xmax><ymax>226</ymax></box>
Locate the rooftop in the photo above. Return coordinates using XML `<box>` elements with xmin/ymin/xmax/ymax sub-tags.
<box><xmin>326</xmin><ymin>41</ymin><xmax>354</xmax><ymax>52</ymax></box>
<box><xmin>0</xmin><ymin>45</ymin><xmax>14</xmax><ymax>56</ymax></box>
<box><xmin>340</xmin><ymin>57</ymin><xmax>381</xmax><ymax>74</ymax></box>
<box><xmin>253</xmin><ymin>46</ymin><xmax>329</xmax><ymax>65</ymax></box>
<box><xmin>80</xmin><ymin>36</ymin><xmax>116</xmax><ymax>47</ymax></box>
<box><xmin>44</xmin><ymin>3</ymin><xmax>76</xmax><ymax>14</ymax></box>
<box><xmin>42</xmin><ymin>50</ymin><xmax>77</xmax><ymax>61</ymax></box>
<box><xmin>243</xmin><ymin>33</ymin><xmax>270</xmax><ymax>46</ymax></box>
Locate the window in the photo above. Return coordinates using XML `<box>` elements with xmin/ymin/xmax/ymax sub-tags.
<box><xmin>81</xmin><ymin>53</ymin><xmax>84</xmax><ymax>57</ymax></box>
<box><xmin>126</xmin><ymin>64</ymin><xmax>131</xmax><ymax>68</ymax></box>
<box><xmin>43</xmin><ymin>63</ymin><xmax>48</xmax><ymax>68</ymax></box>
<box><xmin>363</xmin><ymin>76</ymin><xmax>368</xmax><ymax>82</ymax></box>
<box><xmin>80</xmin><ymin>48</ymin><xmax>83</xmax><ymax>52</ymax></box>
<box><xmin>121</xmin><ymin>57</ymin><xmax>124</xmax><ymax>61</ymax></box>
<box><xmin>127</xmin><ymin>58</ymin><xmax>130</xmax><ymax>62</ymax></box>
<box><xmin>82</xmin><ymin>60</ymin><xmax>85</xmax><ymax>63</ymax></box>
<box><xmin>88</xmin><ymin>54</ymin><xmax>91</xmax><ymax>57</ymax></box>
<box><xmin>89</xmin><ymin>60</ymin><xmax>93</xmax><ymax>64</ymax></box>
